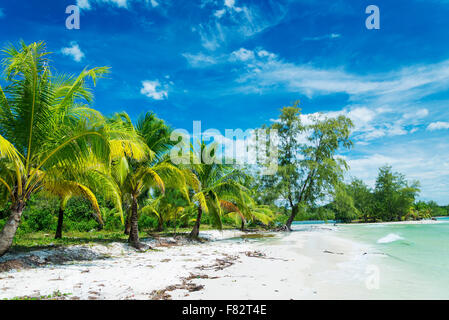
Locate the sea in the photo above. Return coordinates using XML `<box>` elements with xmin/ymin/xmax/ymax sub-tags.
<box><xmin>294</xmin><ymin>217</ymin><xmax>449</xmax><ymax>299</ymax></box>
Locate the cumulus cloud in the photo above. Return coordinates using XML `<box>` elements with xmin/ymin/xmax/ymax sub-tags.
<box><xmin>346</xmin><ymin>139</ymin><xmax>449</xmax><ymax>205</ymax></box>
<box><xmin>61</xmin><ymin>42</ymin><xmax>85</xmax><ymax>62</ymax></box>
<box><xmin>427</xmin><ymin>121</ymin><xmax>449</xmax><ymax>131</ymax></box>
<box><xmin>77</xmin><ymin>0</ymin><xmax>91</xmax><ymax>9</ymax></box>
<box><xmin>229</xmin><ymin>48</ymin><xmax>255</xmax><ymax>62</ymax></box>
<box><xmin>214</xmin><ymin>9</ymin><xmax>226</xmax><ymax>18</ymax></box>
<box><xmin>140</xmin><ymin>80</ymin><xmax>168</xmax><ymax>100</ymax></box>
<box><xmin>224</xmin><ymin>0</ymin><xmax>236</xmax><ymax>9</ymax></box>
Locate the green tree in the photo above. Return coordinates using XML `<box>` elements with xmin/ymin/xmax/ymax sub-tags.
<box><xmin>261</xmin><ymin>102</ymin><xmax>353</xmax><ymax>230</ymax></box>
<box><xmin>333</xmin><ymin>185</ymin><xmax>359</xmax><ymax>223</ymax></box>
<box><xmin>42</xmin><ymin>158</ymin><xmax>123</xmax><ymax>239</ymax></box>
<box><xmin>346</xmin><ymin>178</ymin><xmax>374</xmax><ymax>222</ymax></box>
<box><xmin>374</xmin><ymin>166</ymin><xmax>420</xmax><ymax>221</ymax></box>
<box><xmin>0</xmin><ymin>42</ymin><xmax>117</xmax><ymax>256</ymax></box>
<box><xmin>186</xmin><ymin>143</ymin><xmax>250</xmax><ymax>238</ymax></box>
<box><xmin>109</xmin><ymin>112</ymin><xmax>188</xmax><ymax>249</ymax></box>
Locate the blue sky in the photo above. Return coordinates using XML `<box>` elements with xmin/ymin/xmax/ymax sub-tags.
<box><xmin>1</xmin><ymin>0</ymin><xmax>449</xmax><ymax>204</ymax></box>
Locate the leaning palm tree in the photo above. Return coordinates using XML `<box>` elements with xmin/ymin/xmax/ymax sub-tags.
<box><xmin>141</xmin><ymin>190</ymin><xmax>188</xmax><ymax>232</ymax></box>
<box><xmin>223</xmin><ymin>198</ymin><xmax>275</xmax><ymax>230</ymax></box>
<box><xmin>224</xmin><ymin>174</ymin><xmax>277</xmax><ymax>230</ymax></box>
<box><xmin>0</xmin><ymin>41</ymin><xmax>136</xmax><ymax>256</ymax></box>
<box><xmin>43</xmin><ymin>171</ymin><xmax>103</xmax><ymax>239</ymax></box>
<box><xmin>42</xmin><ymin>155</ymin><xmax>123</xmax><ymax>239</ymax></box>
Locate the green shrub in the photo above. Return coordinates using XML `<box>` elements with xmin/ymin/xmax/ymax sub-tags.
<box><xmin>103</xmin><ymin>208</ymin><xmax>123</xmax><ymax>231</ymax></box>
<box><xmin>138</xmin><ymin>214</ymin><xmax>158</xmax><ymax>230</ymax></box>
<box><xmin>20</xmin><ymin>197</ymin><xmax>58</xmax><ymax>232</ymax></box>
<box><xmin>271</xmin><ymin>213</ymin><xmax>288</xmax><ymax>226</ymax></box>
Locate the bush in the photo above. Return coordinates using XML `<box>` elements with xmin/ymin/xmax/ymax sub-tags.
<box><xmin>271</xmin><ymin>213</ymin><xmax>288</xmax><ymax>227</ymax></box>
<box><xmin>103</xmin><ymin>208</ymin><xmax>123</xmax><ymax>231</ymax></box>
<box><xmin>20</xmin><ymin>196</ymin><xmax>58</xmax><ymax>232</ymax></box>
<box><xmin>138</xmin><ymin>214</ymin><xmax>158</xmax><ymax>230</ymax></box>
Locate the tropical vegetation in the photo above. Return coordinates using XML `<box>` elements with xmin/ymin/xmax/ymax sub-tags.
<box><xmin>0</xmin><ymin>41</ymin><xmax>446</xmax><ymax>256</ymax></box>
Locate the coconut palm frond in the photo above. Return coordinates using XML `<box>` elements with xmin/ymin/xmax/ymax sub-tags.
<box><xmin>193</xmin><ymin>191</ymin><xmax>208</xmax><ymax>213</ymax></box>
<box><xmin>43</xmin><ymin>179</ymin><xmax>102</xmax><ymax>223</ymax></box>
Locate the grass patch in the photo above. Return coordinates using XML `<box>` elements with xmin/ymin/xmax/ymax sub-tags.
<box><xmin>10</xmin><ymin>230</ymin><xmax>140</xmax><ymax>252</ymax></box>
<box><xmin>9</xmin><ymin>224</ymin><xmax>247</xmax><ymax>252</ymax></box>
<box><xmin>4</xmin><ymin>290</ymin><xmax>72</xmax><ymax>300</ymax></box>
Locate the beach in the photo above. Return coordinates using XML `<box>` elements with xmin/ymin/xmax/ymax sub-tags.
<box><xmin>0</xmin><ymin>224</ymin><xmax>387</xmax><ymax>300</ymax></box>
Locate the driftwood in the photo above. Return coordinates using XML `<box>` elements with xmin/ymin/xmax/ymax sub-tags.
<box><xmin>197</xmin><ymin>254</ymin><xmax>239</xmax><ymax>271</ymax></box>
<box><xmin>149</xmin><ymin>273</ymin><xmax>217</xmax><ymax>300</ymax></box>
<box><xmin>323</xmin><ymin>250</ymin><xmax>344</xmax><ymax>255</ymax></box>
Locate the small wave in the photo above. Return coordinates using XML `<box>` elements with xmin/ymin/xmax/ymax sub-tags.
<box><xmin>377</xmin><ymin>233</ymin><xmax>404</xmax><ymax>244</ymax></box>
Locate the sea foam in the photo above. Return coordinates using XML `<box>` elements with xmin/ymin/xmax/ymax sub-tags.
<box><xmin>377</xmin><ymin>233</ymin><xmax>404</xmax><ymax>244</ymax></box>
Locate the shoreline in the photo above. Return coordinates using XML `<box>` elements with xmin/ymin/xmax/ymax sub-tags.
<box><xmin>339</xmin><ymin>219</ymin><xmax>442</xmax><ymax>226</ymax></box>
<box><xmin>0</xmin><ymin>226</ymin><xmax>384</xmax><ymax>300</ymax></box>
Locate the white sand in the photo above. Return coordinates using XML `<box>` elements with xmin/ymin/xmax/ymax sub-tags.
<box><xmin>0</xmin><ymin>226</ymin><xmax>384</xmax><ymax>300</ymax></box>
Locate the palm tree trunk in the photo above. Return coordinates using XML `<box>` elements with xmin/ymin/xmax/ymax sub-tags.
<box><xmin>124</xmin><ymin>211</ymin><xmax>131</xmax><ymax>235</ymax></box>
<box><xmin>128</xmin><ymin>196</ymin><xmax>145</xmax><ymax>249</ymax></box>
<box><xmin>55</xmin><ymin>206</ymin><xmax>64</xmax><ymax>239</ymax></box>
<box><xmin>157</xmin><ymin>216</ymin><xmax>163</xmax><ymax>232</ymax></box>
<box><xmin>241</xmin><ymin>219</ymin><xmax>245</xmax><ymax>231</ymax></box>
<box><xmin>189</xmin><ymin>206</ymin><xmax>202</xmax><ymax>238</ymax></box>
<box><xmin>0</xmin><ymin>200</ymin><xmax>25</xmax><ymax>257</ymax></box>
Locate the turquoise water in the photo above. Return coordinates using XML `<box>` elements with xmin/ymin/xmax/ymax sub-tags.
<box><xmin>336</xmin><ymin>219</ymin><xmax>449</xmax><ymax>299</ymax></box>
<box><xmin>293</xmin><ymin>220</ymin><xmax>336</xmax><ymax>225</ymax></box>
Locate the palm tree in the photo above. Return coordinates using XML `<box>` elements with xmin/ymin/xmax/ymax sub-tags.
<box><xmin>141</xmin><ymin>190</ymin><xmax>188</xmax><ymax>232</ymax></box>
<box><xmin>222</xmin><ymin>197</ymin><xmax>275</xmax><ymax>231</ymax></box>
<box><xmin>0</xmin><ymin>41</ymin><xmax>138</xmax><ymax>256</ymax></box>
<box><xmin>42</xmin><ymin>157</ymin><xmax>123</xmax><ymax>239</ymax></box>
<box><xmin>44</xmin><ymin>172</ymin><xmax>102</xmax><ymax>239</ymax></box>
<box><xmin>109</xmin><ymin>112</ymin><xmax>187</xmax><ymax>249</ymax></box>
<box><xmin>187</xmin><ymin>143</ymin><xmax>250</xmax><ymax>238</ymax></box>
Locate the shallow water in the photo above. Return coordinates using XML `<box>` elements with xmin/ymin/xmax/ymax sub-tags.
<box><xmin>335</xmin><ymin>219</ymin><xmax>449</xmax><ymax>299</ymax></box>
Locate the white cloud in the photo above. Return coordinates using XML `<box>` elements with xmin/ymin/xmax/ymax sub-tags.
<box><xmin>228</xmin><ymin>47</ymin><xmax>449</xmax><ymax>103</ymax></box>
<box><xmin>185</xmin><ymin>47</ymin><xmax>440</xmax><ymax>145</ymax></box>
<box><xmin>346</xmin><ymin>139</ymin><xmax>449</xmax><ymax>205</ymax></box>
<box><xmin>427</xmin><ymin>121</ymin><xmax>449</xmax><ymax>131</ymax></box>
<box><xmin>401</xmin><ymin>108</ymin><xmax>429</xmax><ymax>123</ymax></box>
<box><xmin>275</xmin><ymin>104</ymin><xmax>429</xmax><ymax>145</ymax></box>
<box><xmin>140</xmin><ymin>80</ymin><xmax>168</xmax><ymax>100</ymax></box>
<box><xmin>214</xmin><ymin>9</ymin><xmax>226</xmax><ymax>18</ymax></box>
<box><xmin>182</xmin><ymin>52</ymin><xmax>218</xmax><ymax>67</ymax></box>
<box><xmin>196</xmin><ymin>23</ymin><xmax>225</xmax><ymax>51</ymax></box>
<box><xmin>77</xmin><ymin>0</ymin><xmax>91</xmax><ymax>9</ymax></box>
<box><xmin>77</xmin><ymin>0</ymin><xmax>161</xmax><ymax>10</ymax></box>
<box><xmin>230</xmin><ymin>48</ymin><xmax>255</xmax><ymax>62</ymax></box>
<box><xmin>224</xmin><ymin>0</ymin><xmax>236</xmax><ymax>8</ymax></box>
<box><xmin>196</xmin><ymin>1</ymin><xmax>287</xmax><ymax>50</ymax></box>
<box><xmin>257</xmin><ymin>49</ymin><xmax>277</xmax><ymax>60</ymax></box>
<box><xmin>61</xmin><ymin>42</ymin><xmax>85</xmax><ymax>62</ymax></box>
<box><xmin>184</xmin><ymin>48</ymin><xmax>276</xmax><ymax>68</ymax></box>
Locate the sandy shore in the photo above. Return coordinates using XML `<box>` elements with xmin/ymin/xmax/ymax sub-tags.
<box><xmin>0</xmin><ymin>226</ymin><xmax>384</xmax><ymax>300</ymax></box>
